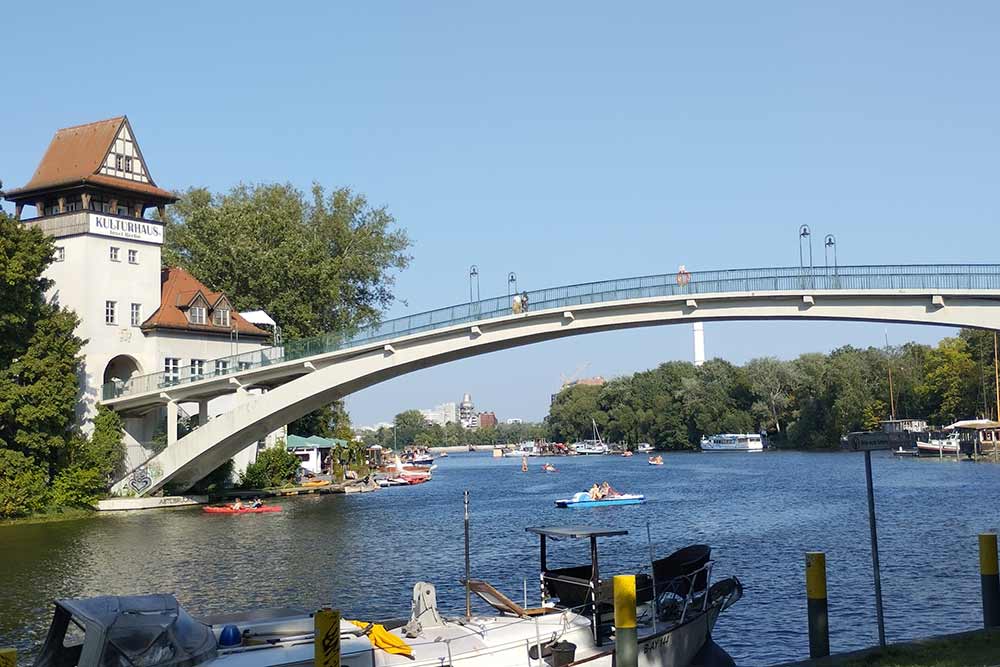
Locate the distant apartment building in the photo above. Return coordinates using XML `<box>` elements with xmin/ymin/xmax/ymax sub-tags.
<box><xmin>506</xmin><ymin>418</ymin><xmax>523</xmax><ymax>425</ymax></box>
<box><xmin>478</xmin><ymin>412</ymin><xmax>498</xmax><ymax>429</ymax></box>
<box><xmin>420</xmin><ymin>402</ymin><xmax>459</xmax><ymax>427</ymax></box>
<box><xmin>459</xmin><ymin>393</ymin><xmax>476</xmax><ymax>428</ymax></box>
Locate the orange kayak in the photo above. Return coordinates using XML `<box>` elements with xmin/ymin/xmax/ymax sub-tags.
<box><xmin>203</xmin><ymin>506</ymin><xmax>281</xmax><ymax>514</ymax></box>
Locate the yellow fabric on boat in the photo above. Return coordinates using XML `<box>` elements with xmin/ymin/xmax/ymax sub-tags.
<box><xmin>348</xmin><ymin>620</ymin><xmax>413</xmax><ymax>656</ymax></box>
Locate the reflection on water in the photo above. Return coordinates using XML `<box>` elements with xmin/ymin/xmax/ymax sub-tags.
<box><xmin>1</xmin><ymin>451</ymin><xmax>998</xmax><ymax>665</ymax></box>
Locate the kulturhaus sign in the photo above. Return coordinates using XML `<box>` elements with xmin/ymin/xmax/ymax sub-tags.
<box><xmin>89</xmin><ymin>213</ymin><xmax>164</xmax><ymax>245</ymax></box>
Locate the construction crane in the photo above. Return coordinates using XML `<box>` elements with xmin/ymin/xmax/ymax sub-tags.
<box><xmin>560</xmin><ymin>362</ymin><xmax>591</xmax><ymax>388</ymax></box>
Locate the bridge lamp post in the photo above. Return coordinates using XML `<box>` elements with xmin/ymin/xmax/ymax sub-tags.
<box><xmin>798</xmin><ymin>225</ymin><xmax>813</xmax><ymax>271</ymax></box>
<box><xmin>508</xmin><ymin>272</ymin><xmax>518</xmax><ymax>298</ymax></box>
<box><xmin>824</xmin><ymin>235</ymin><xmax>837</xmax><ymax>277</ymax></box>
<box><xmin>469</xmin><ymin>265</ymin><xmax>480</xmax><ymax>304</ymax></box>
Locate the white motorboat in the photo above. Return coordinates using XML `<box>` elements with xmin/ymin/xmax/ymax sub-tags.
<box><xmin>636</xmin><ymin>443</ymin><xmax>654</xmax><ymax>453</ymax></box>
<box><xmin>33</xmin><ymin>527</ymin><xmax>742</xmax><ymax>667</ymax></box>
<box><xmin>699</xmin><ymin>433</ymin><xmax>764</xmax><ymax>452</ymax></box>
<box><xmin>917</xmin><ymin>432</ymin><xmax>962</xmax><ymax>457</ymax></box>
<box><xmin>572</xmin><ymin>419</ymin><xmax>609</xmax><ymax>455</ymax></box>
<box><xmin>504</xmin><ymin>441</ymin><xmax>539</xmax><ymax>457</ymax></box>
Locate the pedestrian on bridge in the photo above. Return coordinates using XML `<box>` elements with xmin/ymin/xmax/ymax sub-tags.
<box><xmin>512</xmin><ymin>293</ymin><xmax>523</xmax><ymax>314</ymax></box>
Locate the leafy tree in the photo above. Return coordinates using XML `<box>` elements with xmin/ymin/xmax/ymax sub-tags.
<box><xmin>76</xmin><ymin>406</ymin><xmax>125</xmax><ymax>482</ymax></box>
<box><xmin>0</xmin><ymin>213</ymin><xmax>53</xmax><ymax>367</ymax></box>
<box><xmin>745</xmin><ymin>357</ymin><xmax>797</xmax><ymax>435</ymax></box>
<box><xmin>0</xmin><ymin>449</ymin><xmax>49</xmax><ymax>517</ymax></box>
<box><xmin>547</xmin><ymin>384</ymin><xmax>603</xmax><ymax>442</ymax></box>
<box><xmin>163</xmin><ymin>183</ymin><xmax>411</xmax><ymax>340</ymax></box>
<box><xmin>394</xmin><ymin>410</ymin><xmax>429</xmax><ymax>448</ymax></box>
<box><xmin>50</xmin><ymin>465</ymin><xmax>106</xmax><ymax>509</ymax></box>
<box><xmin>919</xmin><ymin>337</ymin><xmax>978</xmax><ymax>424</ymax></box>
<box><xmin>239</xmin><ymin>442</ymin><xmax>301</xmax><ymax>489</ymax></box>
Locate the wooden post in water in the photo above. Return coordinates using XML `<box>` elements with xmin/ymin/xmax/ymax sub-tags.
<box><xmin>614</xmin><ymin>575</ymin><xmax>638</xmax><ymax>667</ymax></box>
<box><xmin>980</xmin><ymin>533</ymin><xmax>1000</xmax><ymax>628</ymax></box>
<box><xmin>314</xmin><ymin>608</ymin><xmax>341</xmax><ymax>667</ymax></box>
<box><xmin>805</xmin><ymin>552</ymin><xmax>830</xmax><ymax>658</ymax></box>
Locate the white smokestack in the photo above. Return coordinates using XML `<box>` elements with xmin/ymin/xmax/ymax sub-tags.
<box><xmin>693</xmin><ymin>322</ymin><xmax>705</xmax><ymax>367</ymax></box>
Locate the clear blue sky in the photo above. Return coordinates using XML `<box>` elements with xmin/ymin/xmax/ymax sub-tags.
<box><xmin>4</xmin><ymin>2</ymin><xmax>998</xmax><ymax>425</ymax></box>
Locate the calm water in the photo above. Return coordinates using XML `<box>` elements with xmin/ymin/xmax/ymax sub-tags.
<box><xmin>1</xmin><ymin>450</ymin><xmax>998</xmax><ymax>666</ymax></box>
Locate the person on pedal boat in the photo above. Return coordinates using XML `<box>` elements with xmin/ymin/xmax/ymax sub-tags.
<box><xmin>600</xmin><ymin>481</ymin><xmax>621</xmax><ymax>498</ymax></box>
<box><xmin>588</xmin><ymin>483</ymin><xmax>604</xmax><ymax>500</ymax></box>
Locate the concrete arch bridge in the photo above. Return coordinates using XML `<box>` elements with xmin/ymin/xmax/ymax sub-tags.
<box><xmin>102</xmin><ymin>264</ymin><xmax>1000</xmax><ymax>495</ymax></box>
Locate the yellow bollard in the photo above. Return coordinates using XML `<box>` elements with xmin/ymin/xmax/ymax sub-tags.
<box><xmin>0</xmin><ymin>648</ymin><xmax>15</xmax><ymax>667</ymax></box>
<box><xmin>314</xmin><ymin>607</ymin><xmax>341</xmax><ymax>667</ymax></box>
<box><xmin>806</xmin><ymin>552</ymin><xmax>830</xmax><ymax>659</ymax></box>
<box><xmin>980</xmin><ymin>533</ymin><xmax>1000</xmax><ymax>628</ymax></box>
<box><xmin>613</xmin><ymin>575</ymin><xmax>637</xmax><ymax>667</ymax></box>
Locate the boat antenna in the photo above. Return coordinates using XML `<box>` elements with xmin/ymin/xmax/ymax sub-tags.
<box><xmin>464</xmin><ymin>490</ymin><xmax>471</xmax><ymax>619</ymax></box>
<box><xmin>647</xmin><ymin>521</ymin><xmax>659</xmax><ymax>632</ymax></box>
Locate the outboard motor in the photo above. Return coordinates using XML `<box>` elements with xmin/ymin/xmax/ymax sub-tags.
<box><xmin>402</xmin><ymin>582</ymin><xmax>445</xmax><ymax>638</ymax></box>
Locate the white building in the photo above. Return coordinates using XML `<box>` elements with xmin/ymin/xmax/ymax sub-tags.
<box><xmin>506</xmin><ymin>418</ymin><xmax>524</xmax><ymax>425</ymax></box>
<box><xmin>420</xmin><ymin>401</ymin><xmax>459</xmax><ymax>426</ymax></box>
<box><xmin>459</xmin><ymin>392</ymin><xmax>476</xmax><ymax>428</ymax></box>
<box><xmin>4</xmin><ymin>116</ymin><xmax>286</xmax><ymax>478</ymax></box>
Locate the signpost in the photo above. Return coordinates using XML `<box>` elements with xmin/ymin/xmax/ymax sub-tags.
<box><xmin>843</xmin><ymin>432</ymin><xmax>904</xmax><ymax>647</ymax></box>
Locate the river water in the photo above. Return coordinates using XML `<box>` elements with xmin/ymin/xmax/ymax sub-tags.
<box><xmin>1</xmin><ymin>450</ymin><xmax>998</xmax><ymax>665</ymax></box>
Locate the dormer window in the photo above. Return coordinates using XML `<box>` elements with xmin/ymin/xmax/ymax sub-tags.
<box><xmin>189</xmin><ymin>306</ymin><xmax>206</xmax><ymax>325</ymax></box>
<box><xmin>213</xmin><ymin>308</ymin><xmax>231</xmax><ymax>327</ymax></box>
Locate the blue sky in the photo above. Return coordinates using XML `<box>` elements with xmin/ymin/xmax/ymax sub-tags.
<box><xmin>3</xmin><ymin>2</ymin><xmax>998</xmax><ymax>425</ymax></box>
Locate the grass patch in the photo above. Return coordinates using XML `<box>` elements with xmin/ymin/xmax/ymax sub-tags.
<box><xmin>839</xmin><ymin>629</ymin><xmax>1000</xmax><ymax>667</ymax></box>
<box><xmin>0</xmin><ymin>507</ymin><xmax>95</xmax><ymax>527</ymax></box>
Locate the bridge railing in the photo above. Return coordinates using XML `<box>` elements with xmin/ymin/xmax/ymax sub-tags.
<box><xmin>102</xmin><ymin>264</ymin><xmax>1000</xmax><ymax>401</ymax></box>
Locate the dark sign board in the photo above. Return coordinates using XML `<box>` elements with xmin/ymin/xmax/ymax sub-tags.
<box><xmin>842</xmin><ymin>431</ymin><xmax>916</xmax><ymax>452</ymax></box>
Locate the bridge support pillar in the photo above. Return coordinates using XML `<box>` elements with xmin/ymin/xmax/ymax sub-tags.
<box><xmin>198</xmin><ymin>399</ymin><xmax>210</xmax><ymax>426</ymax></box>
<box><xmin>166</xmin><ymin>400</ymin><xmax>178</xmax><ymax>446</ymax></box>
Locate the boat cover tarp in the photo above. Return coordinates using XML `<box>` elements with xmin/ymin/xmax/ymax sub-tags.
<box><xmin>59</xmin><ymin>595</ymin><xmax>217</xmax><ymax>667</ymax></box>
<box><xmin>348</xmin><ymin>621</ymin><xmax>413</xmax><ymax>656</ymax></box>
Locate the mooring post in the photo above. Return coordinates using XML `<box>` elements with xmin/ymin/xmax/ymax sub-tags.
<box><xmin>864</xmin><ymin>449</ymin><xmax>887</xmax><ymax>647</ymax></box>
<box><xmin>314</xmin><ymin>607</ymin><xmax>341</xmax><ymax>667</ymax></box>
<box><xmin>614</xmin><ymin>574</ymin><xmax>638</xmax><ymax>667</ymax></box>
<box><xmin>980</xmin><ymin>533</ymin><xmax>1000</xmax><ymax>628</ymax></box>
<box><xmin>806</xmin><ymin>552</ymin><xmax>830</xmax><ymax>659</ymax></box>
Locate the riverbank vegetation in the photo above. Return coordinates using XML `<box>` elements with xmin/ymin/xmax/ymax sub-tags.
<box><xmin>548</xmin><ymin>332</ymin><xmax>998</xmax><ymax>450</ymax></box>
<box><xmin>361</xmin><ymin>410</ymin><xmax>548</xmax><ymax>450</ymax></box>
<box><xmin>0</xmin><ymin>213</ymin><xmax>126</xmax><ymax>519</ymax></box>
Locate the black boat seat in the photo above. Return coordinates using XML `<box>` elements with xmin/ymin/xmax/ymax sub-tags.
<box><xmin>463</xmin><ymin>579</ymin><xmax>560</xmax><ymax>618</ymax></box>
<box><xmin>652</xmin><ymin>544</ymin><xmax>711</xmax><ymax>597</ymax></box>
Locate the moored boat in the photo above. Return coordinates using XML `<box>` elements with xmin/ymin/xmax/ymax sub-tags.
<box><xmin>648</xmin><ymin>455</ymin><xmax>664</xmax><ymax>466</ymax></box>
<box><xmin>31</xmin><ymin>524</ymin><xmax>742</xmax><ymax>667</ymax></box>
<box><xmin>700</xmin><ymin>433</ymin><xmax>764</xmax><ymax>452</ymax></box>
<box><xmin>637</xmin><ymin>442</ymin><xmax>654</xmax><ymax>453</ymax></box>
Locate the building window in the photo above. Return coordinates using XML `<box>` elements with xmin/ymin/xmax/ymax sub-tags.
<box><xmin>214</xmin><ymin>360</ymin><xmax>230</xmax><ymax>375</ymax></box>
<box><xmin>213</xmin><ymin>308</ymin><xmax>231</xmax><ymax>327</ymax></box>
<box><xmin>164</xmin><ymin>358</ymin><xmax>180</xmax><ymax>382</ymax></box>
<box><xmin>66</xmin><ymin>200</ymin><xmax>82</xmax><ymax>212</ymax></box>
<box><xmin>130</xmin><ymin>303</ymin><xmax>142</xmax><ymax>327</ymax></box>
<box><xmin>115</xmin><ymin>155</ymin><xmax>123</xmax><ymax>170</ymax></box>
<box><xmin>189</xmin><ymin>306</ymin><xmax>206</xmax><ymax>325</ymax></box>
<box><xmin>238</xmin><ymin>361</ymin><xmax>252</xmax><ymax>371</ymax></box>
<box><xmin>105</xmin><ymin>301</ymin><xmax>117</xmax><ymax>325</ymax></box>
<box><xmin>124</xmin><ymin>156</ymin><xmax>133</xmax><ymax>172</ymax></box>
<box><xmin>54</xmin><ymin>247</ymin><xmax>65</xmax><ymax>262</ymax></box>
<box><xmin>190</xmin><ymin>359</ymin><xmax>205</xmax><ymax>379</ymax></box>
<box><xmin>117</xmin><ymin>205</ymin><xmax>129</xmax><ymax>217</ymax></box>
<box><xmin>45</xmin><ymin>205</ymin><xmax>60</xmax><ymax>216</ymax></box>
<box><xmin>128</xmin><ymin>249</ymin><xmax>138</xmax><ymax>264</ymax></box>
<box><xmin>110</xmin><ymin>246</ymin><xmax>120</xmax><ymax>262</ymax></box>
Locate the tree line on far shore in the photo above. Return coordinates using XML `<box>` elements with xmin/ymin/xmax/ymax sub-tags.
<box><xmin>548</xmin><ymin>331</ymin><xmax>998</xmax><ymax>450</ymax></box>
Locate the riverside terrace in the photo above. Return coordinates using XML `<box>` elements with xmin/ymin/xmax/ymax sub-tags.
<box><xmin>102</xmin><ymin>263</ymin><xmax>1000</xmax><ymax>495</ymax></box>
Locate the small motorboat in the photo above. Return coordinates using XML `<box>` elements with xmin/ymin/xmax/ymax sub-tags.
<box><xmin>203</xmin><ymin>505</ymin><xmax>281</xmax><ymax>514</ymax></box>
<box><xmin>541</xmin><ymin>463</ymin><xmax>557</xmax><ymax>473</ymax></box>
<box><xmin>648</xmin><ymin>455</ymin><xmax>664</xmax><ymax>466</ymax></box>
<box><xmin>555</xmin><ymin>492</ymin><xmax>645</xmax><ymax>508</ymax></box>
<box><xmin>301</xmin><ymin>479</ymin><xmax>331</xmax><ymax>487</ymax></box>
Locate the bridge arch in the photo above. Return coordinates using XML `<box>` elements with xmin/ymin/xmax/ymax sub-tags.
<box><xmin>103</xmin><ymin>354</ymin><xmax>143</xmax><ymax>386</ymax></box>
<box><xmin>112</xmin><ymin>282</ymin><xmax>1000</xmax><ymax>496</ymax></box>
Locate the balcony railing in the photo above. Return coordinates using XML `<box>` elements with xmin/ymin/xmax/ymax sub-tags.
<box><xmin>101</xmin><ymin>264</ymin><xmax>1000</xmax><ymax>402</ymax></box>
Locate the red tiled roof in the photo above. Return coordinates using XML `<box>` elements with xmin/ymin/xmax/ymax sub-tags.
<box><xmin>141</xmin><ymin>267</ymin><xmax>270</xmax><ymax>338</ymax></box>
<box><xmin>5</xmin><ymin>116</ymin><xmax>176</xmax><ymax>202</ymax></box>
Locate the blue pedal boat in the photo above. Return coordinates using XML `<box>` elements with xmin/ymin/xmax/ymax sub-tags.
<box><xmin>555</xmin><ymin>492</ymin><xmax>645</xmax><ymax>508</ymax></box>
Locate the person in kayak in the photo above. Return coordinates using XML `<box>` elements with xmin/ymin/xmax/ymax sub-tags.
<box><xmin>231</xmin><ymin>498</ymin><xmax>243</xmax><ymax>510</ymax></box>
<box><xmin>250</xmin><ymin>497</ymin><xmax>263</xmax><ymax>508</ymax></box>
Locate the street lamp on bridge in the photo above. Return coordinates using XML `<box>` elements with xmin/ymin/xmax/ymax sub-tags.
<box><xmin>824</xmin><ymin>235</ymin><xmax>838</xmax><ymax>276</ymax></box>
<box><xmin>469</xmin><ymin>265</ymin><xmax>480</xmax><ymax>308</ymax></box>
<box><xmin>799</xmin><ymin>225</ymin><xmax>813</xmax><ymax>272</ymax></box>
<box><xmin>508</xmin><ymin>272</ymin><xmax>518</xmax><ymax>298</ymax></box>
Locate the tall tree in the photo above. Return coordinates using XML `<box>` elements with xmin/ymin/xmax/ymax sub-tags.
<box><xmin>163</xmin><ymin>183</ymin><xmax>411</xmax><ymax>340</ymax></box>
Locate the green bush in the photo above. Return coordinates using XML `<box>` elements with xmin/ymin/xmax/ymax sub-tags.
<box><xmin>51</xmin><ymin>465</ymin><xmax>106</xmax><ymax>509</ymax></box>
<box><xmin>0</xmin><ymin>449</ymin><xmax>50</xmax><ymax>518</ymax></box>
<box><xmin>239</xmin><ymin>443</ymin><xmax>301</xmax><ymax>489</ymax></box>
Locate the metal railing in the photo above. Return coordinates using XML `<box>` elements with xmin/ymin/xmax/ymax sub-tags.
<box><xmin>101</xmin><ymin>264</ymin><xmax>1000</xmax><ymax>401</ymax></box>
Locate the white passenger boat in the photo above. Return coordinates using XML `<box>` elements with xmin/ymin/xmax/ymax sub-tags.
<box><xmin>636</xmin><ymin>443</ymin><xmax>654</xmax><ymax>453</ymax></box>
<box><xmin>917</xmin><ymin>432</ymin><xmax>962</xmax><ymax>457</ymax></box>
<box><xmin>504</xmin><ymin>441</ymin><xmax>539</xmax><ymax>457</ymax></box>
<box><xmin>33</xmin><ymin>527</ymin><xmax>742</xmax><ymax>667</ymax></box>
<box><xmin>699</xmin><ymin>433</ymin><xmax>765</xmax><ymax>452</ymax></box>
